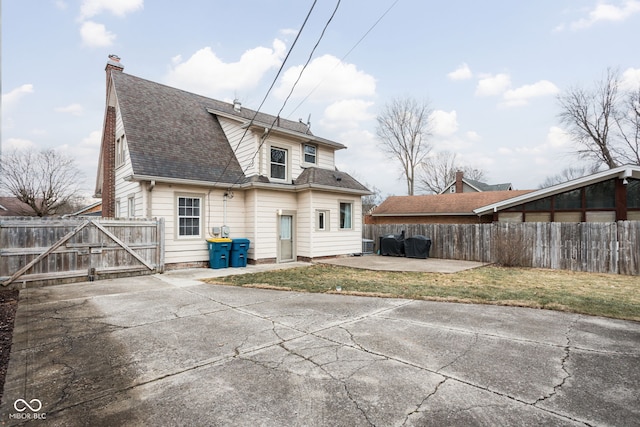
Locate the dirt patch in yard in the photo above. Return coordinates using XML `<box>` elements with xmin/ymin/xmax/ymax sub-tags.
<box><xmin>0</xmin><ymin>289</ymin><xmax>19</xmax><ymax>406</ymax></box>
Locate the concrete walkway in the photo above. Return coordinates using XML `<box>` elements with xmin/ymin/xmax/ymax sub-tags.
<box><xmin>318</xmin><ymin>254</ymin><xmax>487</xmax><ymax>273</ymax></box>
<box><xmin>1</xmin><ymin>265</ymin><xmax>639</xmax><ymax>426</ymax></box>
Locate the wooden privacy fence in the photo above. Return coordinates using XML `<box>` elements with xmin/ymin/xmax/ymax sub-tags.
<box><xmin>1</xmin><ymin>217</ymin><xmax>165</xmax><ymax>288</ymax></box>
<box><xmin>363</xmin><ymin>221</ymin><xmax>640</xmax><ymax>276</ymax></box>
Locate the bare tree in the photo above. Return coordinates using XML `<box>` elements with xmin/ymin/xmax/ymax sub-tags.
<box><xmin>361</xmin><ymin>183</ymin><xmax>383</xmax><ymax>214</ymax></box>
<box><xmin>418</xmin><ymin>151</ymin><xmax>486</xmax><ymax>194</ymax></box>
<box><xmin>538</xmin><ymin>164</ymin><xmax>601</xmax><ymax>188</ymax></box>
<box><xmin>558</xmin><ymin>68</ymin><xmax>640</xmax><ymax>168</ymax></box>
<box><xmin>376</xmin><ymin>97</ymin><xmax>433</xmax><ymax>195</ymax></box>
<box><xmin>0</xmin><ymin>148</ymin><xmax>84</xmax><ymax>216</ymax></box>
<box><xmin>614</xmin><ymin>87</ymin><xmax>640</xmax><ymax>165</ymax></box>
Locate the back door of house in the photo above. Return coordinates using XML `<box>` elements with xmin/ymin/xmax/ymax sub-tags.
<box><xmin>279</xmin><ymin>214</ymin><xmax>294</xmax><ymax>262</ymax></box>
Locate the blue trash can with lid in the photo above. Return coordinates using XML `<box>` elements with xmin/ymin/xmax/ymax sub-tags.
<box><xmin>230</xmin><ymin>238</ymin><xmax>250</xmax><ymax>268</ymax></box>
<box><xmin>207</xmin><ymin>238</ymin><xmax>232</xmax><ymax>269</ymax></box>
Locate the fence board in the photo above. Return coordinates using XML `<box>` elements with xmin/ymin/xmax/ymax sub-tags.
<box><xmin>363</xmin><ymin>221</ymin><xmax>639</xmax><ymax>276</ymax></box>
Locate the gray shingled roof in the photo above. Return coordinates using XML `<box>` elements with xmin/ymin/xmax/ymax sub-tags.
<box><xmin>113</xmin><ymin>72</ymin><xmax>247</xmax><ymax>184</ymax></box>
<box><xmin>294</xmin><ymin>168</ymin><xmax>370</xmax><ymax>193</ymax></box>
<box><xmin>466</xmin><ymin>178</ymin><xmax>512</xmax><ymax>191</ymax></box>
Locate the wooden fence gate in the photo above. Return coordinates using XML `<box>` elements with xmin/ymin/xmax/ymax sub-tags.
<box><xmin>0</xmin><ymin>217</ymin><xmax>165</xmax><ymax>288</ymax></box>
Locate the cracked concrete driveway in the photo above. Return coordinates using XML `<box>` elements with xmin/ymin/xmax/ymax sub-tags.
<box><xmin>1</xmin><ymin>267</ymin><xmax>639</xmax><ymax>426</ymax></box>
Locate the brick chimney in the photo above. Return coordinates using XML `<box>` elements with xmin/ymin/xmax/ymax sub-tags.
<box><xmin>101</xmin><ymin>55</ymin><xmax>124</xmax><ymax>218</ymax></box>
<box><xmin>455</xmin><ymin>170</ymin><xmax>464</xmax><ymax>194</ymax></box>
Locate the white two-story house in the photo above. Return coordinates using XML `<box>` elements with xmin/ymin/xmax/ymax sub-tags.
<box><xmin>95</xmin><ymin>56</ymin><xmax>370</xmax><ymax>268</ymax></box>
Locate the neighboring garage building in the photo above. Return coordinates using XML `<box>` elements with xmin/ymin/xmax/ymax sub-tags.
<box><xmin>368</xmin><ymin>190</ymin><xmax>533</xmax><ymax>224</ymax></box>
<box><xmin>474</xmin><ymin>165</ymin><xmax>640</xmax><ymax>222</ymax></box>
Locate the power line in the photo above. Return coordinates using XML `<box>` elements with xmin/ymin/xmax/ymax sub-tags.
<box><xmin>286</xmin><ymin>0</ymin><xmax>400</xmax><ymax>119</ymax></box>
<box><xmin>228</xmin><ymin>0</ymin><xmax>342</xmax><ymax>189</ymax></box>
<box><xmin>209</xmin><ymin>0</ymin><xmax>319</xmax><ymax>190</ymax></box>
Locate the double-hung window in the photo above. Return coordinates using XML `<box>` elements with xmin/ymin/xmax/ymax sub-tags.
<box><xmin>339</xmin><ymin>202</ymin><xmax>352</xmax><ymax>229</ymax></box>
<box><xmin>270</xmin><ymin>147</ymin><xmax>287</xmax><ymax>180</ymax></box>
<box><xmin>304</xmin><ymin>144</ymin><xmax>317</xmax><ymax>164</ymax></box>
<box><xmin>177</xmin><ymin>196</ymin><xmax>201</xmax><ymax>237</ymax></box>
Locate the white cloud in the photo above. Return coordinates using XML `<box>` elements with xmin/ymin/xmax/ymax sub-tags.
<box><xmin>465</xmin><ymin>131</ymin><xmax>481</xmax><ymax>141</ymax></box>
<box><xmin>274</xmin><ymin>54</ymin><xmax>376</xmax><ymax>102</ymax></box>
<box><xmin>279</xmin><ymin>28</ymin><xmax>298</xmax><ymax>37</ymax></box>
<box><xmin>447</xmin><ymin>63</ymin><xmax>472</xmax><ymax>81</ymax></box>
<box><xmin>320</xmin><ymin>99</ymin><xmax>375</xmax><ymax>131</ymax></box>
<box><xmin>501</xmin><ymin>80</ymin><xmax>559</xmax><ymax>107</ymax></box>
<box><xmin>2</xmin><ymin>84</ymin><xmax>34</xmax><ymax>110</ymax></box>
<box><xmin>429</xmin><ymin>110</ymin><xmax>459</xmax><ymax>136</ymax></box>
<box><xmin>55</xmin><ymin>103</ymin><xmax>84</xmax><ymax>116</ymax></box>
<box><xmin>546</xmin><ymin>126</ymin><xmax>571</xmax><ymax>148</ymax></box>
<box><xmin>568</xmin><ymin>0</ymin><xmax>640</xmax><ymax>30</ymax></box>
<box><xmin>80</xmin><ymin>21</ymin><xmax>116</xmax><ymax>47</ymax></box>
<box><xmin>79</xmin><ymin>0</ymin><xmax>143</xmax><ymax>20</ymax></box>
<box><xmin>621</xmin><ymin>67</ymin><xmax>640</xmax><ymax>90</ymax></box>
<box><xmin>165</xmin><ymin>40</ymin><xmax>286</xmax><ymax>97</ymax></box>
<box><xmin>3</xmin><ymin>138</ymin><xmax>35</xmax><ymax>151</ymax></box>
<box><xmin>475</xmin><ymin>73</ymin><xmax>511</xmax><ymax>97</ymax></box>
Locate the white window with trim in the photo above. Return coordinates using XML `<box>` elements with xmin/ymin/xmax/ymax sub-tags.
<box><xmin>128</xmin><ymin>195</ymin><xmax>135</xmax><ymax>218</ymax></box>
<box><xmin>270</xmin><ymin>147</ymin><xmax>287</xmax><ymax>180</ymax></box>
<box><xmin>115</xmin><ymin>200</ymin><xmax>121</xmax><ymax>218</ymax></box>
<box><xmin>339</xmin><ymin>202</ymin><xmax>352</xmax><ymax>230</ymax></box>
<box><xmin>177</xmin><ymin>195</ymin><xmax>202</xmax><ymax>238</ymax></box>
<box><xmin>116</xmin><ymin>135</ymin><xmax>127</xmax><ymax>167</ymax></box>
<box><xmin>316</xmin><ymin>210</ymin><xmax>330</xmax><ymax>231</ymax></box>
<box><xmin>303</xmin><ymin>144</ymin><xmax>317</xmax><ymax>165</ymax></box>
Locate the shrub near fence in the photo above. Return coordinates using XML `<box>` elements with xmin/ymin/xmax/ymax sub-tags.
<box><xmin>0</xmin><ymin>217</ymin><xmax>165</xmax><ymax>288</ymax></box>
<box><xmin>363</xmin><ymin>221</ymin><xmax>640</xmax><ymax>276</ymax></box>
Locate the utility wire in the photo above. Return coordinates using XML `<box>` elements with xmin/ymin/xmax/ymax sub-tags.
<box><xmin>228</xmin><ymin>0</ymin><xmax>342</xmax><ymax>189</ymax></box>
<box><xmin>209</xmin><ymin>0</ymin><xmax>319</xmax><ymax>191</ymax></box>
<box><xmin>287</xmin><ymin>0</ymin><xmax>400</xmax><ymax>118</ymax></box>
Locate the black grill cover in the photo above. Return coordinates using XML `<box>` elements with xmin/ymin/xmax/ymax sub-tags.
<box><xmin>380</xmin><ymin>233</ymin><xmax>405</xmax><ymax>256</ymax></box>
<box><xmin>405</xmin><ymin>235</ymin><xmax>431</xmax><ymax>259</ymax></box>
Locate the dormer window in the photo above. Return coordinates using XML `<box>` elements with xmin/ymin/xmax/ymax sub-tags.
<box><xmin>303</xmin><ymin>144</ymin><xmax>317</xmax><ymax>164</ymax></box>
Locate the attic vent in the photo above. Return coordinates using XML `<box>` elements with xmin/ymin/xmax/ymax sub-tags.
<box><xmin>233</xmin><ymin>99</ymin><xmax>241</xmax><ymax>112</ymax></box>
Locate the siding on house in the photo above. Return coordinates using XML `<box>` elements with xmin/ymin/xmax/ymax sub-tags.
<box><xmin>148</xmin><ymin>184</ymin><xmax>247</xmax><ymax>265</ymax></box>
<box><xmin>218</xmin><ymin>117</ymin><xmax>259</xmax><ymax>176</ymax></box>
<box><xmin>113</xmin><ymin>104</ymin><xmax>142</xmax><ymax>218</ymax></box>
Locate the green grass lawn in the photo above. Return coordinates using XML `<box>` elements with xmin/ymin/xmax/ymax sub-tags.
<box><xmin>205</xmin><ymin>264</ymin><xmax>640</xmax><ymax>321</ymax></box>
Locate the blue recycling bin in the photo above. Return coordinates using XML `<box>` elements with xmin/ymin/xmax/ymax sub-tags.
<box><xmin>207</xmin><ymin>238</ymin><xmax>232</xmax><ymax>269</ymax></box>
<box><xmin>230</xmin><ymin>238</ymin><xmax>250</xmax><ymax>268</ymax></box>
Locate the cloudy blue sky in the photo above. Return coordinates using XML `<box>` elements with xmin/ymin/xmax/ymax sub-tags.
<box><xmin>2</xmin><ymin>0</ymin><xmax>640</xmax><ymax>199</ymax></box>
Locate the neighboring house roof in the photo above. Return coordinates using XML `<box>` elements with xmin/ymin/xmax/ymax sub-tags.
<box><xmin>465</xmin><ymin>178</ymin><xmax>512</xmax><ymax>192</ymax></box>
<box><xmin>474</xmin><ymin>164</ymin><xmax>640</xmax><ymax>215</ymax></box>
<box><xmin>373</xmin><ymin>190</ymin><xmax>533</xmax><ymax>217</ymax></box>
<box><xmin>110</xmin><ymin>72</ymin><xmax>351</xmax><ymax>190</ymax></box>
<box><xmin>0</xmin><ymin>197</ymin><xmax>38</xmax><ymax>217</ymax></box>
<box><xmin>64</xmin><ymin>201</ymin><xmax>102</xmax><ymax>217</ymax></box>
<box><xmin>439</xmin><ymin>171</ymin><xmax>513</xmax><ymax>194</ymax></box>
